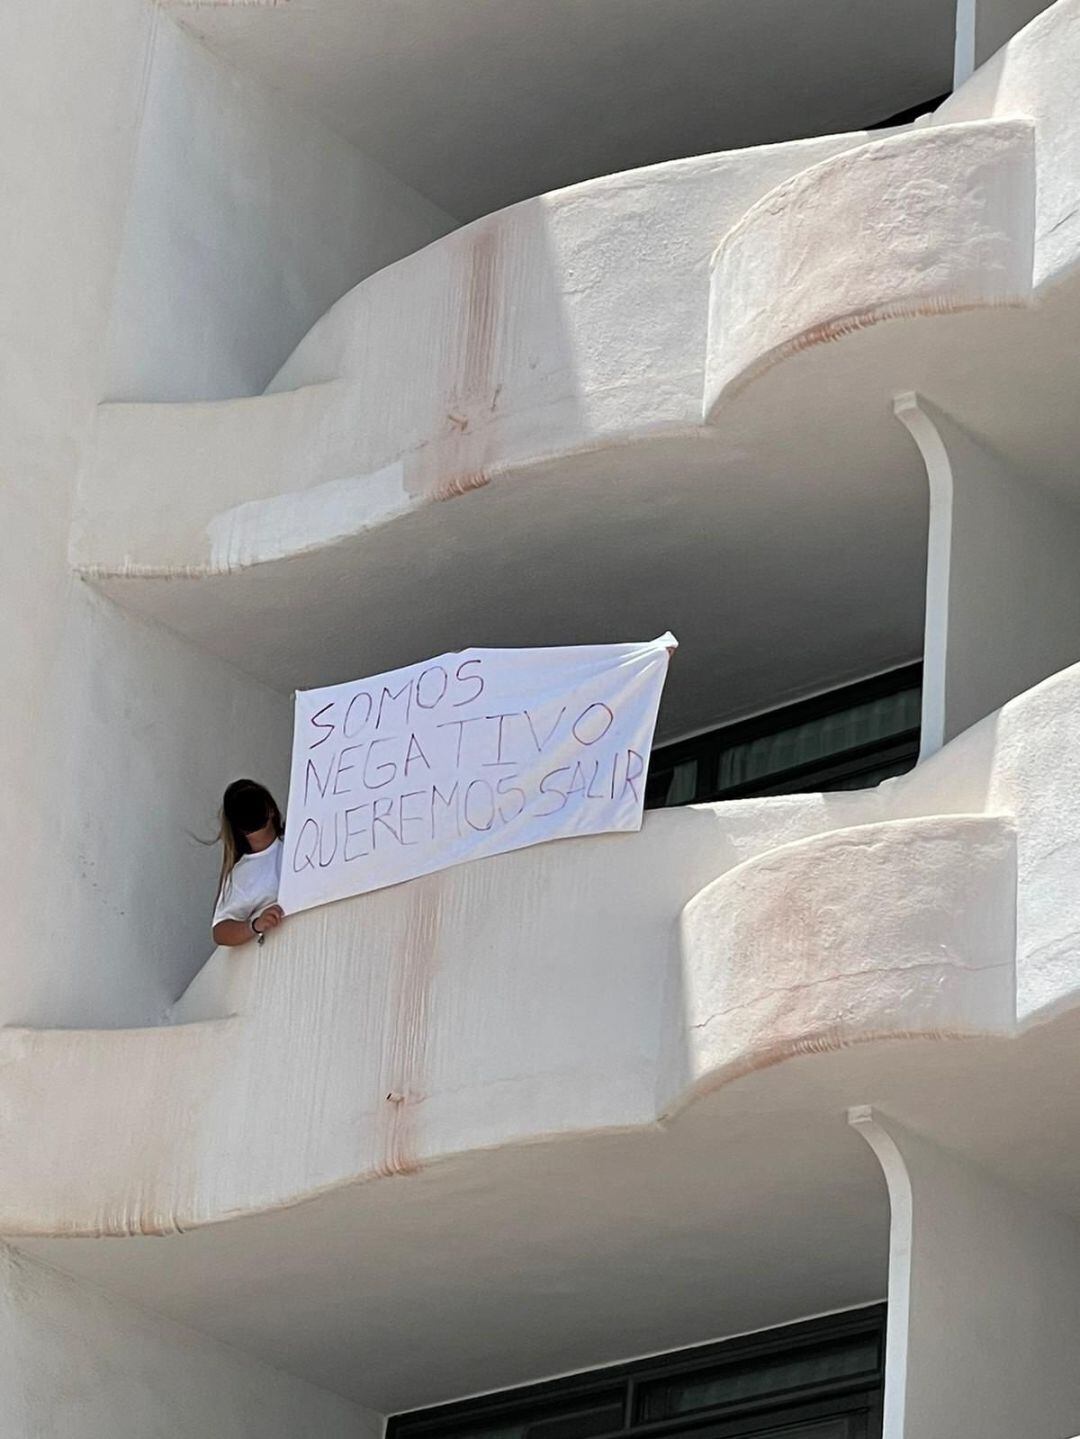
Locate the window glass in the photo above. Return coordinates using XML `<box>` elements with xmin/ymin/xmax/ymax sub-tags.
<box><xmin>437</xmin><ymin>1394</ymin><xmax>624</xmax><ymax>1439</ymax></box>
<box><xmin>645</xmin><ymin>757</ymin><xmax>698</xmax><ymax>809</ymax></box>
<box><xmin>390</xmin><ymin>1311</ymin><xmax>884</xmax><ymax>1439</ymax></box>
<box><xmin>752</xmin><ymin>1421</ymin><xmax>864</xmax><ymax>1438</ymax></box>
<box><xmin>715</xmin><ymin>688</ymin><xmax>920</xmax><ymax>793</ymax></box>
<box><xmin>635</xmin><ymin>1334</ymin><xmax>881</xmax><ymax>1421</ymax></box>
<box><xmin>645</xmin><ymin>668</ymin><xmax>921</xmax><ymax>809</ymax></box>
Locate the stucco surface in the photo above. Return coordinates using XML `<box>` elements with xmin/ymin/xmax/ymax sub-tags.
<box><xmin>77</xmin><ymin>130</ymin><xmax>878</xmax><ymax>580</ymax></box>
<box><xmin>70</xmin><ymin>3</ymin><xmax>1080</xmax><ymax>739</ymax></box>
<box><xmin>0</xmin><ymin>0</ymin><xmax>310</xmax><ymax>1032</ymax></box>
<box><xmin>8</xmin><ymin>0</ymin><xmax>1080</xmax><ymax>1429</ymax></box>
<box><xmin>937</xmin><ymin>0</ymin><xmax>1080</xmax><ymax>288</ymax></box>
<box><xmin>3</xmin><ymin>659</ymin><xmax>1080</xmax><ymax>1242</ymax></box>
<box><xmin>0</xmin><ymin>0</ymin><xmax>462</xmax><ymax>1033</ymax></box>
<box><xmin>77</xmin><ymin>0</ymin><xmax>1080</xmax><ymax>585</ymax></box>
<box><xmin>161</xmin><ymin>0</ymin><xmax>956</xmax><ymax>222</ymax></box>
<box><xmin>77</xmin><ymin>126</ymin><xmax>942</xmax><ymax>742</ymax></box>
<box><xmin>705</xmin><ymin>0</ymin><xmax>1080</xmax><ymax>410</ymax></box>
<box><xmin>852</xmin><ymin>1108</ymin><xmax>1080</xmax><ymax>1439</ymax></box>
<box><xmin>896</xmin><ymin>392</ymin><xmax>1080</xmax><ymax>753</ymax></box>
<box><xmin>105</xmin><ymin>15</ymin><xmax>455</xmax><ymax>403</ymax></box>
<box><xmin>704</xmin><ymin>119</ymin><xmax>1035</xmax><ymax>410</ymax></box>
<box><xmin>972</xmin><ymin>0</ymin><xmax>1055</xmax><ymax>67</ymax></box>
<box><xmin>0</xmin><ymin>1242</ymin><xmax>374</xmax><ymax>1438</ymax></box>
<box><xmin>680</xmin><ymin>816</ymin><xmax>1016</xmax><ymax>1090</ymax></box>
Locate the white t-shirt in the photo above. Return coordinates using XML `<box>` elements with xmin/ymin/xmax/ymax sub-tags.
<box><xmin>212</xmin><ymin>839</ymin><xmax>283</xmax><ymax>929</ymax></box>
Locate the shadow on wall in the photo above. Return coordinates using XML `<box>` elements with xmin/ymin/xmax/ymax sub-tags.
<box><xmin>103</xmin><ymin>11</ymin><xmax>457</xmax><ymax>404</ymax></box>
<box><xmin>110</xmin><ymin>187</ymin><xmax>592</xmax><ymax>1027</ymax></box>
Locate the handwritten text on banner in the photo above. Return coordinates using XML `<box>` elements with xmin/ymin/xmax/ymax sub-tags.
<box><xmin>278</xmin><ymin>634</ymin><xmax>676</xmax><ymax>913</ymax></box>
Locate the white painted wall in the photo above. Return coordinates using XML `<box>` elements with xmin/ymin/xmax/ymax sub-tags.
<box><xmin>890</xmin><ymin>664</ymin><xmax>1080</xmax><ymax>1026</ymax></box>
<box><xmin>975</xmin><ymin>0</ymin><xmax>1055</xmax><ymax>68</ymax></box>
<box><xmin>2</xmin><ymin>0</ymin><xmax>152</xmax><ymax>1030</ymax></box>
<box><xmin>852</xmin><ymin>1109</ymin><xmax>1080</xmax><ymax>1439</ymax></box>
<box><xmin>0</xmin><ymin>794</ymin><xmax>1021</xmax><ymax>1238</ymax></box>
<box><xmin>76</xmin><ymin>129</ymin><xmax>896</xmax><ymax>585</ymax></box>
<box><xmin>936</xmin><ymin>0</ymin><xmax>1080</xmax><ymax>290</ymax></box>
<box><xmin>0</xmin><ymin>1241</ymin><xmax>374</xmax><ymax>1438</ymax></box>
<box><xmin>705</xmin><ymin>119</ymin><xmax>1035</xmax><ymax>415</ymax></box>
<box><xmin>105</xmin><ymin>15</ymin><xmax>456</xmax><ymax>402</ymax></box>
<box><xmin>0</xmin><ymin>0</ymin><xmax>449</xmax><ymax>1029</ymax></box>
<box><xmin>42</xmin><ymin>588</ymin><xmax>292</xmax><ymax>1028</ymax></box>
<box><xmin>954</xmin><ymin>0</ymin><xmax>1053</xmax><ymax>86</ymax></box>
<box><xmin>15</xmin><ymin>649</ymin><xmax>1080</xmax><ymax>1242</ymax></box>
<box><xmin>676</xmin><ymin>816</ymin><xmax>1015</xmax><ymax>1097</ymax></box>
<box><xmin>896</xmin><ymin>393</ymin><xmax>1080</xmax><ymax>750</ymax></box>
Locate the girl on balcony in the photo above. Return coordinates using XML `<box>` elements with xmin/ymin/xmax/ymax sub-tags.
<box><xmin>211</xmin><ymin>779</ymin><xmax>286</xmax><ymax>947</ymax></box>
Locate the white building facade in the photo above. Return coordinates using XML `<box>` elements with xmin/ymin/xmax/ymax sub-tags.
<box><xmin>4</xmin><ymin>0</ymin><xmax>1080</xmax><ymax>1434</ymax></box>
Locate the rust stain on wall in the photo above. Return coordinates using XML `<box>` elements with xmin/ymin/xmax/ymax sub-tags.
<box><xmin>159</xmin><ymin>1</ymin><xmax>288</xmax><ymax>9</ymax></box>
<box><xmin>683</xmin><ymin>1025</ymin><xmax>983</xmax><ymax>1110</ymax></box>
<box><xmin>719</xmin><ymin>293</ymin><xmax>1028</xmax><ymax>404</ymax></box>
<box><xmin>461</xmin><ymin>226</ymin><xmax>503</xmax><ymax>401</ymax></box>
<box><xmin>414</xmin><ymin>222</ymin><xmax>511</xmax><ymax>503</ymax></box>
<box><xmin>431</xmin><ymin>469</ymin><xmax>491</xmax><ymax>502</ymax></box>
<box><xmin>374</xmin><ymin>877</ymin><xmax>441</xmax><ymax>1177</ymax></box>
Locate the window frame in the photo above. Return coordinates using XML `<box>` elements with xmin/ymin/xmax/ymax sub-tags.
<box><xmin>645</xmin><ymin>664</ymin><xmax>922</xmax><ymax>809</ymax></box>
<box><xmin>389</xmin><ymin>1307</ymin><xmax>886</xmax><ymax>1439</ymax></box>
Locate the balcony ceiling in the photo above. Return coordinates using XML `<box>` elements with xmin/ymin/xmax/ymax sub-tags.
<box><xmin>170</xmin><ymin>0</ymin><xmax>954</xmax><ymax>220</ymax></box>
<box><xmin>20</xmin><ymin>1014</ymin><xmax>1080</xmax><ymax>1409</ymax></box>
<box><xmin>94</xmin><ymin>419</ymin><xmax>930</xmax><ymax>744</ymax></box>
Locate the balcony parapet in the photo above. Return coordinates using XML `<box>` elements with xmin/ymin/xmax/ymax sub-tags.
<box><xmin>698</xmin><ymin>0</ymin><xmax>1080</xmax><ymax>443</ymax></box>
<box><xmin>66</xmin><ymin>5</ymin><xmax>1080</xmax><ymax>718</ymax></box>
<box><xmin>75</xmin><ymin>0</ymin><xmax>1080</xmax><ymax>596</ymax></box>
<box><xmin>6</xmin><ymin>659</ymin><xmax>1080</xmax><ymax>1240</ymax></box>
<box><xmin>704</xmin><ymin>118</ymin><xmax>1036</xmax><ymax>414</ymax></box>
<box><xmin>74</xmin><ymin>133</ymin><xmax>876</xmax><ymax>586</ymax></box>
<box><xmin>677</xmin><ymin>814</ymin><xmax>1015</xmax><ymax>1095</ymax></box>
<box><xmin>935</xmin><ymin>0</ymin><xmax>1080</xmax><ymax>292</ymax></box>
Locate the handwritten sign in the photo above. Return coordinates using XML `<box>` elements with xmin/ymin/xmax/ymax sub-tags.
<box><xmin>278</xmin><ymin>634</ymin><xmax>676</xmax><ymax>913</ymax></box>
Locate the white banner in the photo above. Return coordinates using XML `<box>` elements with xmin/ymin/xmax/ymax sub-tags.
<box><xmin>278</xmin><ymin>634</ymin><xmax>676</xmax><ymax>913</ymax></box>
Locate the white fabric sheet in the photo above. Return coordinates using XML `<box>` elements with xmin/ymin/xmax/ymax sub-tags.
<box><xmin>277</xmin><ymin>634</ymin><xmax>676</xmax><ymax>914</ymax></box>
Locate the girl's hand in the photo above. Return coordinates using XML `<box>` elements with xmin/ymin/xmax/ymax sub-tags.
<box><xmin>254</xmin><ymin>904</ymin><xmax>285</xmax><ymax>934</ymax></box>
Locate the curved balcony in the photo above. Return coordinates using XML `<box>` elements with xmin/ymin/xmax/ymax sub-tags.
<box><xmin>10</xmin><ymin>657</ymin><xmax>1080</xmax><ymax>1245</ymax></box>
<box><xmin>18</xmin><ymin>4</ymin><xmax>1080</xmax><ymax>1413</ymax></box>
<box><xmin>6</xmin><ymin>659</ymin><xmax>1080</xmax><ymax>1405</ymax></box>
<box><xmin>30</xmin><ymin>0</ymin><xmax>1080</xmax><ymax>1248</ymax></box>
<box><xmin>70</xmin><ymin>2</ymin><xmax>1080</xmax><ymax>746</ymax></box>
<box><xmin>75</xmin><ymin>125</ymin><xmax>928</xmax><ymax>726</ymax></box>
<box><xmin>78</xmin><ymin>129</ymin><xmax>883</xmax><ymax>598</ymax></box>
<box><xmin>704</xmin><ymin>118</ymin><xmax>1037</xmax><ymax>413</ymax></box>
<box><xmin>700</xmin><ymin>0</ymin><xmax>1080</xmax><ymax>513</ymax></box>
<box><xmin>679</xmin><ymin>813</ymin><xmax>1015</xmax><ymax>1091</ymax></box>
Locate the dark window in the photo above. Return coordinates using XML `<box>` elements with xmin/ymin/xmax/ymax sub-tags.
<box><xmin>389</xmin><ymin>1308</ymin><xmax>885</xmax><ymax>1439</ymax></box>
<box><xmin>646</xmin><ymin>666</ymin><xmax>920</xmax><ymax>811</ymax></box>
<box><xmin>867</xmin><ymin>94</ymin><xmax>949</xmax><ymax>129</ymax></box>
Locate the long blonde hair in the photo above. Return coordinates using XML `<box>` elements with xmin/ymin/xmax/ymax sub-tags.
<box><xmin>214</xmin><ymin>779</ymin><xmax>284</xmax><ymax>901</ymax></box>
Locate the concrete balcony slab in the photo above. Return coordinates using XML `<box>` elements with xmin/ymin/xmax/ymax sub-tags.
<box><xmin>70</xmin><ymin>4</ymin><xmax>1080</xmax><ymax>743</ymax></box>
<box><xmin>5</xmin><ymin>652</ymin><xmax>1080</xmax><ymax>1404</ymax></box>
